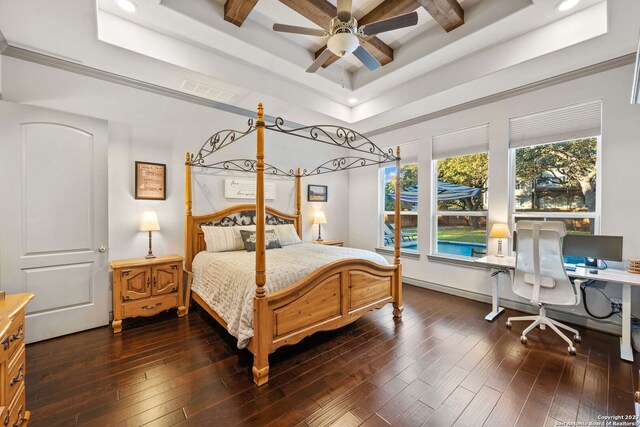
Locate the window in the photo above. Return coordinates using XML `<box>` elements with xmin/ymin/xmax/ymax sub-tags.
<box><xmin>510</xmin><ymin>101</ymin><xmax>601</xmax><ymax>241</ymax></box>
<box><xmin>382</xmin><ymin>163</ymin><xmax>419</xmax><ymax>251</ymax></box>
<box><xmin>432</xmin><ymin>124</ymin><xmax>489</xmax><ymax>258</ymax></box>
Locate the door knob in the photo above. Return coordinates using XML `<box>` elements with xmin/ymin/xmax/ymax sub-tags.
<box><xmin>98</xmin><ymin>246</ymin><xmax>107</xmax><ymax>253</ymax></box>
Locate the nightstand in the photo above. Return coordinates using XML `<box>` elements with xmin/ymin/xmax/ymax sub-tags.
<box><xmin>110</xmin><ymin>254</ymin><xmax>186</xmax><ymax>333</ymax></box>
<box><xmin>311</xmin><ymin>240</ymin><xmax>344</xmax><ymax>247</ymax></box>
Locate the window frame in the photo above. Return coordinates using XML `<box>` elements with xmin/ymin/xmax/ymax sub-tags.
<box><xmin>378</xmin><ymin>162</ymin><xmax>420</xmax><ymax>254</ymax></box>
<box><xmin>508</xmin><ymin>136</ymin><xmax>602</xmax><ymax>242</ymax></box>
<box><xmin>430</xmin><ymin>153</ymin><xmax>489</xmax><ymax>259</ymax></box>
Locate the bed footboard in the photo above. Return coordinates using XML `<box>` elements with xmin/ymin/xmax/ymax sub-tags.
<box><xmin>252</xmin><ymin>259</ymin><xmax>401</xmax><ymax>385</ymax></box>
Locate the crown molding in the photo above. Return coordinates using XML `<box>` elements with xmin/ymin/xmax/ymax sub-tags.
<box><xmin>0</xmin><ymin>43</ymin><xmax>304</xmax><ymax>127</ymax></box>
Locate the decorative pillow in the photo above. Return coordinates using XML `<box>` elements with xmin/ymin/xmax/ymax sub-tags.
<box><xmin>202</xmin><ymin>225</ymin><xmax>256</xmax><ymax>252</ymax></box>
<box><xmin>239</xmin><ymin>229</ymin><xmax>282</xmax><ymax>252</ymax></box>
<box><xmin>272</xmin><ymin>224</ymin><xmax>302</xmax><ymax>246</ymax></box>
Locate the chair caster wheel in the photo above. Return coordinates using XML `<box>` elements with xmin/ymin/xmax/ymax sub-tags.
<box><xmin>506</xmin><ymin>321</ymin><xmax>512</xmax><ymax>329</ymax></box>
<box><xmin>520</xmin><ymin>336</ymin><xmax>527</xmax><ymax>344</ymax></box>
<box><xmin>574</xmin><ymin>335</ymin><xmax>581</xmax><ymax>343</ymax></box>
<box><xmin>568</xmin><ymin>346</ymin><xmax>576</xmax><ymax>355</ymax></box>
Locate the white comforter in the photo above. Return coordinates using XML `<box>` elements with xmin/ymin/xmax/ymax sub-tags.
<box><xmin>192</xmin><ymin>243</ymin><xmax>389</xmax><ymax>349</ymax></box>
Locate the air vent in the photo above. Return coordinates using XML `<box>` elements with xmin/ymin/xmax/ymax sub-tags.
<box><xmin>179</xmin><ymin>79</ymin><xmax>235</xmax><ymax>103</ymax></box>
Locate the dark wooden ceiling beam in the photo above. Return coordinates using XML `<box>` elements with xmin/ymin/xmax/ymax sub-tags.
<box><xmin>224</xmin><ymin>0</ymin><xmax>259</xmax><ymax>27</ymax></box>
<box><xmin>415</xmin><ymin>0</ymin><xmax>464</xmax><ymax>32</ymax></box>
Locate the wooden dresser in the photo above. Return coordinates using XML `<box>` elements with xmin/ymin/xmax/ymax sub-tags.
<box><xmin>110</xmin><ymin>255</ymin><xmax>186</xmax><ymax>333</ymax></box>
<box><xmin>0</xmin><ymin>293</ymin><xmax>33</xmax><ymax>427</ymax></box>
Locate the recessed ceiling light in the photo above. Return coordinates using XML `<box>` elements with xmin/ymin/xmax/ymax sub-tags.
<box><xmin>348</xmin><ymin>98</ymin><xmax>358</xmax><ymax>104</ymax></box>
<box><xmin>556</xmin><ymin>0</ymin><xmax>580</xmax><ymax>11</ymax></box>
<box><xmin>116</xmin><ymin>0</ymin><xmax>137</xmax><ymax>13</ymax></box>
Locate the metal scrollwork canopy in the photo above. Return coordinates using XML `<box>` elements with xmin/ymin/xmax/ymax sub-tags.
<box><xmin>187</xmin><ymin>116</ymin><xmax>398</xmax><ymax>177</ymax></box>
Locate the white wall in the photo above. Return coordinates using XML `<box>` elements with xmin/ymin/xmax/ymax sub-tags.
<box><xmin>0</xmin><ymin>56</ymin><xmax>351</xmax><ymax>263</ymax></box>
<box><xmin>107</xmin><ymin>110</ymin><xmax>351</xmax><ymax>262</ymax></box>
<box><xmin>349</xmin><ymin>64</ymin><xmax>640</xmax><ymax>326</ymax></box>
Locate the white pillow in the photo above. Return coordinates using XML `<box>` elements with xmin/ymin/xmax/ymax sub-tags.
<box><xmin>202</xmin><ymin>225</ymin><xmax>256</xmax><ymax>252</ymax></box>
<box><xmin>273</xmin><ymin>224</ymin><xmax>302</xmax><ymax>246</ymax></box>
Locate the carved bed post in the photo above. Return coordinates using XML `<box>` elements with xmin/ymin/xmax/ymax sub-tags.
<box><xmin>185</xmin><ymin>152</ymin><xmax>193</xmax><ymax>272</ymax></box>
<box><xmin>253</xmin><ymin>103</ymin><xmax>270</xmax><ymax>385</ymax></box>
<box><xmin>393</xmin><ymin>146</ymin><xmax>404</xmax><ymax>318</ymax></box>
<box><xmin>296</xmin><ymin>167</ymin><xmax>302</xmax><ymax>238</ymax></box>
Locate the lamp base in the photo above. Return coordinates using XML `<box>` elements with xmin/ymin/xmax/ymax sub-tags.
<box><xmin>315</xmin><ymin>239</ymin><xmax>324</xmax><ymax>243</ymax></box>
<box><xmin>145</xmin><ymin>231</ymin><xmax>156</xmax><ymax>259</ymax></box>
<box><xmin>145</xmin><ymin>254</ymin><xmax>156</xmax><ymax>259</ymax></box>
<box><xmin>496</xmin><ymin>238</ymin><xmax>504</xmax><ymax>257</ymax></box>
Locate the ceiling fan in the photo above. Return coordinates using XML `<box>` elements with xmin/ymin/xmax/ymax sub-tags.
<box><xmin>272</xmin><ymin>0</ymin><xmax>418</xmax><ymax>73</ymax></box>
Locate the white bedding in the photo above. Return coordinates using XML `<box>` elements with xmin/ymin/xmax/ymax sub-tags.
<box><xmin>192</xmin><ymin>242</ymin><xmax>389</xmax><ymax>349</ymax></box>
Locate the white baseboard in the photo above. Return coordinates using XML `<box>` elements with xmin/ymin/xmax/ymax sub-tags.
<box><xmin>403</xmin><ymin>277</ymin><xmax>622</xmax><ymax>336</ymax></box>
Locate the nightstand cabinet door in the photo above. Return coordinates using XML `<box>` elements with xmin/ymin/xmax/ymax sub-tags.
<box><xmin>152</xmin><ymin>263</ymin><xmax>180</xmax><ymax>296</ymax></box>
<box><xmin>121</xmin><ymin>266</ymin><xmax>152</xmax><ymax>301</ymax></box>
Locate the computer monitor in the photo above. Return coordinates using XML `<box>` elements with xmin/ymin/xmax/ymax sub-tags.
<box><xmin>512</xmin><ymin>231</ymin><xmax>623</xmax><ymax>269</ymax></box>
<box><xmin>563</xmin><ymin>234</ymin><xmax>623</xmax><ymax>269</ymax></box>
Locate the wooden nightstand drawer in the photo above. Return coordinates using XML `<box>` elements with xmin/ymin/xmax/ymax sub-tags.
<box><xmin>122</xmin><ymin>294</ymin><xmax>179</xmax><ymax>319</ymax></box>
<box><xmin>6</xmin><ymin>347</ymin><xmax>25</xmax><ymax>408</ymax></box>
<box><xmin>110</xmin><ymin>255</ymin><xmax>186</xmax><ymax>333</ymax></box>
<box><xmin>311</xmin><ymin>240</ymin><xmax>343</xmax><ymax>247</ymax></box>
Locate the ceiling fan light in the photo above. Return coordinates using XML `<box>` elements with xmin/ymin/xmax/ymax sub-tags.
<box><xmin>327</xmin><ymin>33</ymin><xmax>359</xmax><ymax>57</ymax></box>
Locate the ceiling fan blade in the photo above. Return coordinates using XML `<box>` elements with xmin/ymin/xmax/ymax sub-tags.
<box><xmin>273</xmin><ymin>23</ymin><xmax>327</xmax><ymax>37</ymax></box>
<box><xmin>353</xmin><ymin>46</ymin><xmax>381</xmax><ymax>71</ymax></box>
<box><xmin>306</xmin><ymin>48</ymin><xmax>334</xmax><ymax>73</ymax></box>
<box><xmin>359</xmin><ymin>11</ymin><xmax>418</xmax><ymax>36</ymax></box>
<box><xmin>337</xmin><ymin>0</ymin><xmax>352</xmax><ymax>22</ymax></box>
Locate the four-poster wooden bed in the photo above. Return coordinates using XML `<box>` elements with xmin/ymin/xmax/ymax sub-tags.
<box><xmin>184</xmin><ymin>103</ymin><xmax>403</xmax><ymax>385</ymax></box>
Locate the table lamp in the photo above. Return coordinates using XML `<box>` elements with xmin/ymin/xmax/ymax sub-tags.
<box><xmin>313</xmin><ymin>211</ymin><xmax>327</xmax><ymax>242</ymax></box>
<box><xmin>490</xmin><ymin>223</ymin><xmax>510</xmax><ymax>257</ymax></box>
<box><xmin>140</xmin><ymin>211</ymin><xmax>160</xmax><ymax>258</ymax></box>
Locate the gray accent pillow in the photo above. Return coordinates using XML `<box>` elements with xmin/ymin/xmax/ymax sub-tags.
<box><xmin>240</xmin><ymin>229</ymin><xmax>282</xmax><ymax>252</ymax></box>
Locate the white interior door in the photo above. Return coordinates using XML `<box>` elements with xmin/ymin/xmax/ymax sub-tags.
<box><xmin>0</xmin><ymin>101</ymin><xmax>109</xmax><ymax>343</ymax></box>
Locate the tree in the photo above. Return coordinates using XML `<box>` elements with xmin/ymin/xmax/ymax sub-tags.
<box><xmin>437</xmin><ymin>153</ymin><xmax>488</xmax><ymax>216</ymax></box>
<box><xmin>515</xmin><ymin>138</ymin><xmax>597</xmax><ymax>212</ymax></box>
<box><xmin>384</xmin><ymin>164</ymin><xmax>418</xmax><ymax>211</ymax></box>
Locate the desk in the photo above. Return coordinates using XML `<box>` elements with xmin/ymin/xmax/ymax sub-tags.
<box><xmin>476</xmin><ymin>255</ymin><xmax>640</xmax><ymax>362</ymax></box>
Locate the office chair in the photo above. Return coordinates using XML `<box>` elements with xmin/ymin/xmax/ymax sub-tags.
<box><xmin>506</xmin><ymin>221</ymin><xmax>585</xmax><ymax>355</ymax></box>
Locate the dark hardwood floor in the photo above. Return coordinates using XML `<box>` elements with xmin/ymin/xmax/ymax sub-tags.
<box><xmin>25</xmin><ymin>284</ymin><xmax>639</xmax><ymax>426</ymax></box>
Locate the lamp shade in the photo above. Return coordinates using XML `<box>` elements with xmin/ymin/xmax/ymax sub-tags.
<box><xmin>489</xmin><ymin>223</ymin><xmax>510</xmax><ymax>239</ymax></box>
<box><xmin>313</xmin><ymin>211</ymin><xmax>327</xmax><ymax>225</ymax></box>
<box><xmin>140</xmin><ymin>211</ymin><xmax>160</xmax><ymax>232</ymax></box>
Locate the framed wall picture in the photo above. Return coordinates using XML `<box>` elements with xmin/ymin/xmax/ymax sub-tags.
<box><xmin>135</xmin><ymin>161</ymin><xmax>166</xmax><ymax>200</ymax></box>
<box><xmin>307</xmin><ymin>184</ymin><xmax>328</xmax><ymax>202</ymax></box>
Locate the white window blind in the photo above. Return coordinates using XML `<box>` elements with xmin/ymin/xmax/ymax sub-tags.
<box><xmin>509</xmin><ymin>100</ymin><xmax>602</xmax><ymax>148</ymax></box>
<box><xmin>432</xmin><ymin>124</ymin><xmax>489</xmax><ymax>159</ymax></box>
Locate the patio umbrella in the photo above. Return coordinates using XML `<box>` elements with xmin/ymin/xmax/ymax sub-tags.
<box><xmin>387</xmin><ymin>182</ymin><xmax>480</xmax><ymax>205</ymax></box>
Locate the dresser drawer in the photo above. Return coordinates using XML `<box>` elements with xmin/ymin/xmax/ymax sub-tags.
<box><xmin>122</xmin><ymin>294</ymin><xmax>178</xmax><ymax>318</ymax></box>
<box><xmin>1</xmin><ymin>312</ymin><xmax>25</xmax><ymax>362</ymax></box>
<box><xmin>6</xmin><ymin>346</ymin><xmax>26</xmax><ymax>407</ymax></box>
<box><xmin>6</xmin><ymin>383</ymin><xmax>26</xmax><ymax>427</ymax></box>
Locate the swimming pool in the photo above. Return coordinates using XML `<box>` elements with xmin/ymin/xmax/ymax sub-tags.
<box><xmin>399</xmin><ymin>241</ymin><xmax>487</xmax><ymax>257</ymax></box>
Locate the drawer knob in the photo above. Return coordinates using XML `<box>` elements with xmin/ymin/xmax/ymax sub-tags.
<box><xmin>11</xmin><ymin>324</ymin><xmax>24</xmax><ymax>342</ymax></box>
<box><xmin>141</xmin><ymin>302</ymin><xmax>162</xmax><ymax>310</ymax></box>
<box><xmin>10</xmin><ymin>364</ymin><xmax>25</xmax><ymax>386</ymax></box>
<box><xmin>11</xmin><ymin>406</ymin><xmax>24</xmax><ymax>427</ymax></box>
<box><xmin>1</xmin><ymin>335</ymin><xmax>9</xmax><ymax>350</ymax></box>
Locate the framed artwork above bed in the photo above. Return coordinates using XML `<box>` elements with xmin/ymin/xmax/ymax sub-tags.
<box><xmin>307</xmin><ymin>184</ymin><xmax>327</xmax><ymax>202</ymax></box>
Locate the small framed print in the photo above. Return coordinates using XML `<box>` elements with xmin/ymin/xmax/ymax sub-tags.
<box><xmin>135</xmin><ymin>161</ymin><xmax>166</xmax><ymax>200</ymax></box>
<box><xmin>307</xmin><ymin>184</ymin><xmax>328</xmax><ymax>202</ymax></box>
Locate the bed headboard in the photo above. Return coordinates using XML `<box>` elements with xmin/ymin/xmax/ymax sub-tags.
<box><xmin>185</xmin><ymin>204</ymin><xmax>301</xmax><ymax>271</ymax></box>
